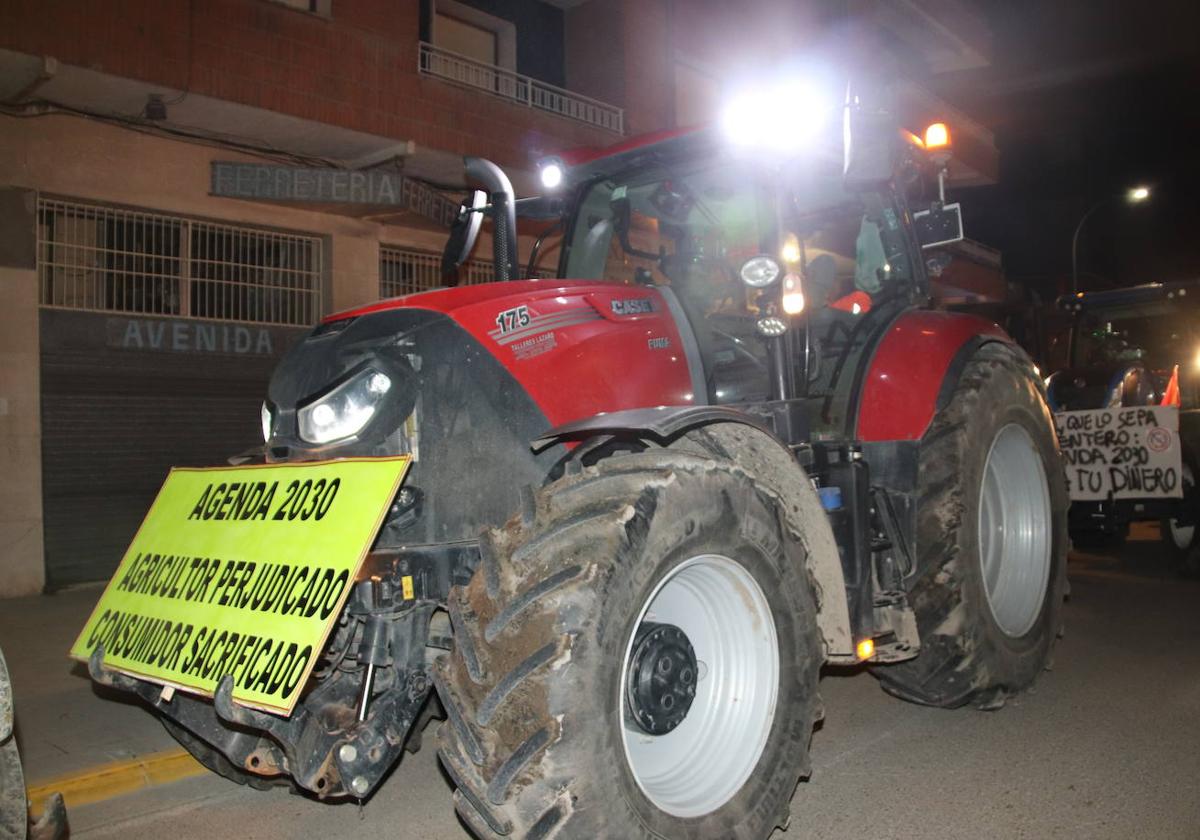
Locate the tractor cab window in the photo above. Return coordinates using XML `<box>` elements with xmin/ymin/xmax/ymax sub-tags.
<box><xmin>563</xmin><ymin>160</ymin><xmax>778</xmax><ymax>402</ymax></box>
<box><xmin>561</xmin><ymin>159</ymin><xmax>914</xmax><ymax>419</ymax></box>
<box><xmin>1075</xmin><ymin>302</ymin><xmax>1200</xmax><ymax>409</ymax></box>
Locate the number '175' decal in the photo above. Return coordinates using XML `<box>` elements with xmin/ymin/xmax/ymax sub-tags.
<box><xmin>495</xmin><ymin>305</ymin><xmax>531</xmax><ymax>334</ymax></box>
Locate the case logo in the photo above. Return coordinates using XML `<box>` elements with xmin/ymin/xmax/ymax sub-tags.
<box><xmin>611</xmin><ymin>298</ymin><xmax>654</xmax><ymax>316</ymax></box>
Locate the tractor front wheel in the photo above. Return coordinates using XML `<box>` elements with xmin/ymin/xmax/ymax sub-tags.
<box><xmin>874</xmin><ymin>342</ymin><xmax>1069</xmax><ymax>709</ymax></box>
<box><xmin>435</xmin><ymin>452</ymin><xmax>822</xmax><ymax>839</ymax></box>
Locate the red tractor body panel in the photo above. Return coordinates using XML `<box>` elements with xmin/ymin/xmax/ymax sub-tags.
<box><xmin>330</xmin><ymin>281</ymin><xmax>696</xmax><ymax>426</ymax></box>
<box><xmin>856</xmin><ymin>310</ymin><xmax>1009</xmax><ymax>442</ymax></box>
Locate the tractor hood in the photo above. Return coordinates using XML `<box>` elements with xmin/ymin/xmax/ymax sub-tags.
<box><xmin>323</xmin><ymin>279</ymin><xmax>606</xmax><ymax>323</ymax></box>
<box><xmin>262</xmin><ymin>278</ymin><xmax>696</xmax><ymax>544</ymax></box>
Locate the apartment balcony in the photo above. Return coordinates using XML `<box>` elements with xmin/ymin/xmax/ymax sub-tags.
<box><xmin>418</xmin><ymin>41</ymin><xmax>624</xmax><ymax>135</ymax></box>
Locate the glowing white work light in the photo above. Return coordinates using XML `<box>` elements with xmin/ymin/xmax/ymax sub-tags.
<box><xmin>538</xmin><ymin>157</ymin><xmax>565</xmax><ymax>190</ymax></box>
<box><xmin>721</xmin><ymin>79</ymin><xmax>830</xmax><ymax>152</ymax></box>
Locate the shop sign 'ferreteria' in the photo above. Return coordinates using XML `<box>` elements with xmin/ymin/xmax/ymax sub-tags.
<box><xmin>210</xmin><ymin>161</ymin><xmax>460</xmax><ymax>226</ymax></box>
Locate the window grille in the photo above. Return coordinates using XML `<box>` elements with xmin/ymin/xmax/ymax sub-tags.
<box><xmin>380</xmin><ymin>246</ymin><xmax>495</xmax><ymax>298</ymax></box>
<box><xmin>37</xmin><ymin>197</ymin><xmax>323</xmax><ymax>326</ymax></box>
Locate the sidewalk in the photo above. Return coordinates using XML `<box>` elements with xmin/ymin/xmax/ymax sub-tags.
<box><xmin>0</xmin><ymin>586</ymin><xmax>180</xmax><ymax>782</ymax></box>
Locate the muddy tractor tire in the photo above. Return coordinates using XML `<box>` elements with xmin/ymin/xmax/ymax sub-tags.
<box><xmin>435</xmin><ymin>452</ymin><xmax>822</xmax><ymax>840</ymax></box>
<box><xmin>1</xmin><ymin>648</ymin><xmax>27</xmax><ymax>840</ymax></box>
<box><xmin>1162</xmin><ymin>461</ymin><xmax>1200</xmax><ymax>578</ymax></box>
<box><xmin>874</xmin><ymin>342</ymin><xmax>1069</xmax><ymax>709</ymax></box>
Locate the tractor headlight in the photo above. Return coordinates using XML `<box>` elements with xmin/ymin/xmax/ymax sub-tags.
<box><xmin>261</xmin><ymin>401</ymin><xmax>274</xmax><ymax>442</ymax></box>
<box><xmin>298</xmin><ymin>369</ymin><xmax>392</xmax><ymax>445</ymax></box>
<box><xmin>740</xmin><ymin>255</ymin><xmax>781</xmax><ymax>287</ymax></box>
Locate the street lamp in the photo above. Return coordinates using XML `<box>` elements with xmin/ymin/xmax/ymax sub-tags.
<box><xmin>1071</xmin><ymin>185</ymin><xmax>1151</xmax><ymax>293</ymax></box>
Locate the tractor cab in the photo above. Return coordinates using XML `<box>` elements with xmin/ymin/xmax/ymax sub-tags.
<box><xmin>445</xmin><ymin>94</ymin><xmax>955</xmax><ymax>446</ymax></box>
<box><xmin>1050</xmin><ymin>281</ymin><xmax>1200</xmax><ymax>411</ymax></box>
<box><xmin>551</xmin><ymin>135</ymin><xmax>916</xmax><ymax>437</ymax></box>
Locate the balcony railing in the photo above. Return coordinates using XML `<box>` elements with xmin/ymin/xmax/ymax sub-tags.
<box><xmin>418</xmin><ymin>41</ymin><xmax>623</xmax><ymax>135</ymax></box>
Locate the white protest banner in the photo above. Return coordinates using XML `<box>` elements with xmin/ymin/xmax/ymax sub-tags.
<box><xmin>1053</xmin><ymin>406</ymin><xmax>1183</xmax><ymax>502</ymax></box>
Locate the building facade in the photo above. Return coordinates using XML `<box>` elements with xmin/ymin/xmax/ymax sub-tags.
<box><xmin>0</xmin><ymin>0</ymin><xmax>996</xmax><ymax>595</ymax></box>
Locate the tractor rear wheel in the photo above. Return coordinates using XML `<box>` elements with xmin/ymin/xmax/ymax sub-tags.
<box><xmin>874</xmin><ymin>342</ymin><xmax>1068</xmax><ymax>709</ymax></box>
<box><xmin>435</xmin><ymin>452</ymin><xmax>822</xmax><ymax>839</ymax></box>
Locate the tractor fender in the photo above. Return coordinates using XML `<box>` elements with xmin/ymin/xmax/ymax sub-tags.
<box><xmin>531</xmin><ymin>405</ymin><xmax>772</xmax><ymax>449</ymax></box>
<box><xmin>534</xmin><ymin>407</ymin><xmax>855</xmax><ymax>662</ymax></box>
<box><xmin>855</xmin><ymin>310</ymin><xmax>1012</xmax><ymax>442</ymax></box>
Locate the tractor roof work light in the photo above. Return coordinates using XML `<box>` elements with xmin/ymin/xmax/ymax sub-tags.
<box><xmin>538</xmin><ymin>157</ymin><xmax>565</xmax><ymax>190</ymax></box>
<box><xmin>720</xmin><ymin>79</ymin><xmax>830</xmax><ymax>153</ymax></box>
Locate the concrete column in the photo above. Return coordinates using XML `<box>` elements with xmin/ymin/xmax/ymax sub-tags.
<box><xmin>329</xmin><ymin>234</ymin><xmax>379</xmax><ymax>314</ymax></box>
<box><xmin>0</xmin><ymin>188</ymin><xmax>44</xmax><ymax>597</ymax></box>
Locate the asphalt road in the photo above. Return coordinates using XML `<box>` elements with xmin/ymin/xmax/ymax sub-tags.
<box><xmin>46</xmin><ymin>530</ymin><xmax>1200</xmax><ymax>839</ymax></box>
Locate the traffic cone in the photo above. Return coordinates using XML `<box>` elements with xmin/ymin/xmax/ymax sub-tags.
<box><xmin>1161</xmin><ymin>364</ymin><xmax>1180</xmax><ymax>407</ymax></box>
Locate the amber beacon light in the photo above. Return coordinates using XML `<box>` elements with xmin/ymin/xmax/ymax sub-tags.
<box><xmin>924</xmin><ymin>122</ymin><xmax>951</xmax><ymax>151</ymax></box>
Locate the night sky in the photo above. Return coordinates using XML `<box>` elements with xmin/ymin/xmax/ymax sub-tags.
<box><xmin>931</xmin><ymin>0</ymin><xmax>1200</xmax><ymax>299</ymax></box>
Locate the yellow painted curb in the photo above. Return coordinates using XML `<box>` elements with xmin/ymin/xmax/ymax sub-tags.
<box><xmin>26</xmin><ymin>748</ymin><xmax>206</xmax><ymax>814</ymax></box>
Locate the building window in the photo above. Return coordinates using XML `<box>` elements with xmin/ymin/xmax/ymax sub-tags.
<box><xmin>266</xmin><ymin>0</ymin><xmax>332</xmax><ymax>17</ymax></box>
<box><xmin>429</xmin><ymin>1</ymin><xmax>516</xmax><ymax>71</ymax></box>
<box><xmin>418</xmin><ymin>0</ymin><xmax>622</xmax><ymax>134</ymax></box>
<box><xmin>37</xmin><ymin>198</ymin><xmax>324</xmax><ymax>326</ymax></box>
<box><xmin>380</xmin><ymin>245</ymin><xmax>493</xmax><ymax>298</ymax></box>
<box><xmin>673</xmin><ymin>59</ymin><xmax>721</xmax><ymax>128</ymax></box>
<box><xmin>435</xmin><ymin>11</ymin><xmax>498</xmax><ymax>67</ymax></box>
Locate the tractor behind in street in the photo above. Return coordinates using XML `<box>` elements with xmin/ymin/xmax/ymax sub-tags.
<box><xmin>1048</xmin><ymin>282</ymin><xmax>1200</xmax><ymax>573</ymax></box>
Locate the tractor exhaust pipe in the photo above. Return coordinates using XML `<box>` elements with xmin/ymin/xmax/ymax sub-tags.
<box><xmin>465</xmin><ymin>157</ymin><xmax>519</xmax><ymax>282</ymax></box>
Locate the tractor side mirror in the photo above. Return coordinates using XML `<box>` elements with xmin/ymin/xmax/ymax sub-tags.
<box><xmin>913</xmin><ymin>202</ymin><xmax>964</xmax><ymax>249</ymax></box>
<box><xmin>842</xmin><ymin>92</ymin><xmax>894</xmax><ymax>187</ymax></box>
<box><xmin>441</xmin><ymin>189</ymin><xmax>487</xmax><ymax>286</ymax></box>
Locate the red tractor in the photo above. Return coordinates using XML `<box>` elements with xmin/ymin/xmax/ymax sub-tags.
<box><xmin>89</xmin><ymin>88</ymin><xmax>1067</xmax><ymax>838</ymax></box>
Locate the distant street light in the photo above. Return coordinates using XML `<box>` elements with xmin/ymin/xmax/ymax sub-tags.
<box><xmin>1071</xmin><ymin>185</ymin><xmax>1152</xmax><ymax>293</ymax></box>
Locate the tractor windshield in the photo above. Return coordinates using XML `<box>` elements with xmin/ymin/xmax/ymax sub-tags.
<box><xmin>560</xmin><ymin>156</ymin><xmax>915</xmax><ymax>434</ymax></box>
<box><xmin>1076</xmin><ymin>305</ymin><xmax>1199</xmax><ymax>372</ymax></box>
<box><xmin>561</xmin><ymin>156</ymin><xmax>912</xmax><ymax>310</ymax></box>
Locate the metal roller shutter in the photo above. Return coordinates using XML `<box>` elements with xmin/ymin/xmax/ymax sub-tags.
<box><xmin>39</xmin><ymin>310</ymin><xmax>305</xmax><ymax>588</ymax></box>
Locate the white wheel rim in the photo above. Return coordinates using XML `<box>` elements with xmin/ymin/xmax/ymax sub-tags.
<box><xmin>978</xmin><ymin>423</ymin><xmax>1053</xmax><ymax>638</ymax></box>
<box><xmin>619</xmin><ymin>554</ymin><xmax>779</xmax><ymax>818</ymax></box>
<box><xmin>1169</xmin><ymin>463</ymin><xmax>1195</xmax><ymax>549</ymax></box>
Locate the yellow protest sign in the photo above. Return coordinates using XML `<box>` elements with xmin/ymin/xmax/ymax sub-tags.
<box><xmin>70</xmin><ymin>457</ymin><xmax>410</xmax><ymax>715</ymax></box>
